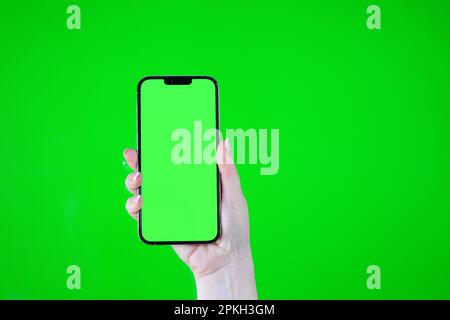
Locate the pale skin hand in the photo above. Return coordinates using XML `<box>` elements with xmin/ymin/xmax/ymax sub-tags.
<box><xmin>123</xmin><ymin>139</ymin><xmax>257</xmax><ymax>300</ymax></box>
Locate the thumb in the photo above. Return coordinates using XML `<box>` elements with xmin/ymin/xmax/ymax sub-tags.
<box><xmin>217</xmin><ymin>138</ymin><xmax>245</xmax><ymax>205</ymax></box>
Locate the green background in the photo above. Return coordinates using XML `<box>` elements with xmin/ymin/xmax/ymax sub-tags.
<box><xmin>140</xmin><ymin>78</ymin><xmax>219</xmax><ymax>243</ymax></box>
<box><xmin>1</xmin><ymin>0</ymin><xmax>450</xmax><ymax>299</ymax></box>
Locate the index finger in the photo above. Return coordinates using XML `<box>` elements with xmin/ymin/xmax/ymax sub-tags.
<box><xmin>123</xmin><ymin>148</ymin><xmax>138</xmax><ymax>171</ymax></box>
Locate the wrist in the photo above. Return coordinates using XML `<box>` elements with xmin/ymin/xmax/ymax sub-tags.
<box><xmin>194</xmin><ymin>247</ymin><xmax>257</xmax><ymax>300</ymax></box>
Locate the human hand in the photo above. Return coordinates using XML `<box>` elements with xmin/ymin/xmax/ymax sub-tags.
<box><xmin>123</xmin><ymin>139</ymin><xmax>257</xmax><ymax>299</ymax></box>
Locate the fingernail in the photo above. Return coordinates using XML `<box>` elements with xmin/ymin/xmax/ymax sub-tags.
<box><xmin>136</xmin><ymin>195</ymin><xmax>142</xmax><ymax>203</ymax></box>
<box><xmin>133</xmin><ymin>172</ymin><xmax>141</xmax><ymax>183</ymax></box>
<box><xmin>225</xmin><ymin>138</ymin><xmax>232</xmax><ymax>157</ymax></box>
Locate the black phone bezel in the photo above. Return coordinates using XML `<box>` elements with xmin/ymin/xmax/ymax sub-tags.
<box><xmin>136</xmin><ymin>75</ymin><xmax>221</xmax><ymax>245</ymax></box>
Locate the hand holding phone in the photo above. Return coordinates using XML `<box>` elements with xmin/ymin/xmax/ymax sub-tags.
<box><xmin>123</xmin><ymin>140</ymin><xmax>257</xmax><ymax>299</ymax></box>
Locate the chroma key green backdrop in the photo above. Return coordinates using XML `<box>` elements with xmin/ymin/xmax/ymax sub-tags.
<box><xmin>1</xmin><ymin>0</ymin><xmax>450</xmax><ymax>299</ymax></box>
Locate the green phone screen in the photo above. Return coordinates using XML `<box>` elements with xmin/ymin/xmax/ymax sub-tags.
<box><xmin>138</xmin><ymin>77</ymin><xmax>220</xmax><ymax>244</ymax></box>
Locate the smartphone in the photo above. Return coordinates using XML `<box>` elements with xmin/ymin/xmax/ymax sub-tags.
<box><xmin>137</xmin><ymin>76</ymin><xmax>221</xmax><ymax>245</ymax></box>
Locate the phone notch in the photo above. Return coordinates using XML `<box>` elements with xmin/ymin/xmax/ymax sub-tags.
<box><xmin>164</xmin><ymin>77</ymin><xmax>192</xmax><ymax>85</ymax></box>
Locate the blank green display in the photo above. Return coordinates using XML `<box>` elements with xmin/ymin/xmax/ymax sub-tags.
<box><xmin>139</xmin><ymin>78</ymin><xmax>219</xmax><ymax>243</ymax></box>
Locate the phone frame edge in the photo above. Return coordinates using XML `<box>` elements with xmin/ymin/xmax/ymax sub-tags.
<box><xmin>136</xmin><ymin>75</ymin><xmax>222</xmax><ymax>245</ymax></box>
